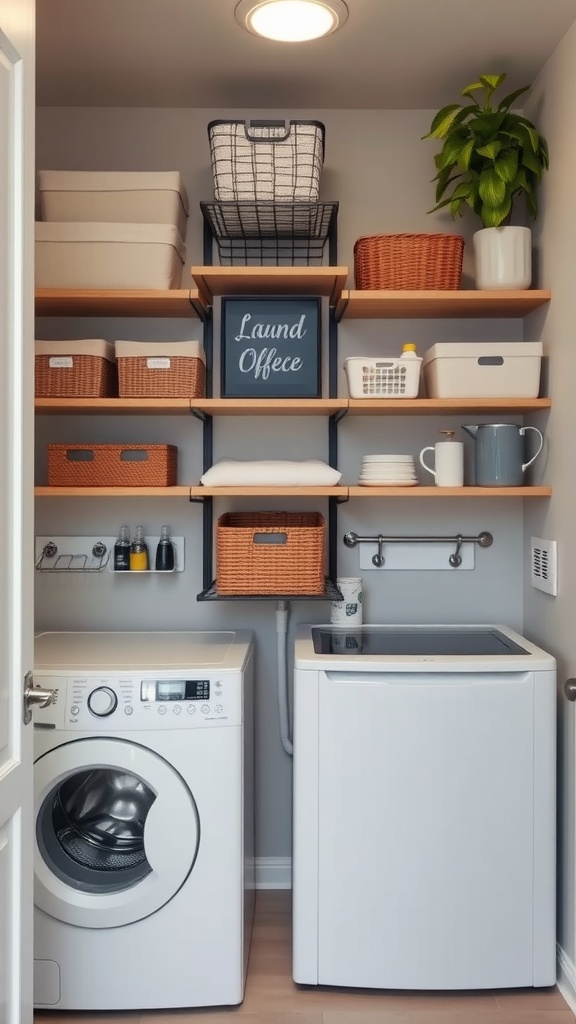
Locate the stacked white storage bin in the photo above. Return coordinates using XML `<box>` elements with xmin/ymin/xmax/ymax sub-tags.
<box><xmin>35</xmin><ymin>170</ymin><xmax>189</xmax><ymax>289</ymax></box>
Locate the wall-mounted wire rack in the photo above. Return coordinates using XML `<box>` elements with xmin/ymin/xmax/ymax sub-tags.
<box><xmin>35</xmin><ymin>536</ymin><xmax>186</xmax><ymax>574</ymax></box>
<box><xmin>35</xmin><ymin>537</ymin><xmax>114</xmax><ymax>573</ymax></box>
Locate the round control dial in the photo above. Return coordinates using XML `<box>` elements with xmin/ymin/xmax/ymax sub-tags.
<box><xmin>87</xmin><ymin>686</ymin><xmax>118</xmax><ymax>717</ymax></box>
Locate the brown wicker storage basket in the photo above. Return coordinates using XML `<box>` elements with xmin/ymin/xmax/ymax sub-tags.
<box><xmin>116</xmin><ymin>340</ymin><xmax>206</xmax><ymax>398</ymax></box>
<box><xmin>118</xmin><ymin>355</ymin><xmax>205</xmax><ymax>397</ymax></box>
<box><xmin>47</xmin><ymin>444</ymin><xmax>177</xmax><ymax>487</ymax></box>
<box><xmin>354</xmin><ymin>233</ymin><xmax>464</xmax><ymax>290</ymax></box>
<box><xmin>216</xmin><ymin>511</ymin><xmax>325</xmax><ymax>595</ymax></box>
<box><xmin>35</xmin><ymin>340</ymin><xmax>117</xmax><ymax>398</ymax></box>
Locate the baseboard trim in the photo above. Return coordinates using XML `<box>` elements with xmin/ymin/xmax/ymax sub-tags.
<box><xmin>255</xmin><ymin>857</ymin><xmax>292</xmax><ymax>889</ymax></box>
<box><xmin>557</xmin><ymin>944</ymin><xmax>576</xmax><ymax>1013</ymax></box>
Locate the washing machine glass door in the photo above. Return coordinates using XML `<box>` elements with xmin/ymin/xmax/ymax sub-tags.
<box><xmin>35</xmin><ymin>737</ymin><xmax>200</xmax><ymax>929</ymax></box>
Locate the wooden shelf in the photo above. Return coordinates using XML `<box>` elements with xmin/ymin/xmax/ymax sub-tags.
<box><xmin>35</xmin><ymin>396</ymin><xmax>550</xmax><ymax>416</ymax></box>
<box><xmin>347</xmin><ymin>486</ymin><xmax>552</xmax><ymax>498</ymax></box>
<box><xmin>35</xmin><ymin>486</ymin><xmax>194</xmax><ymax>497</ymax></box>
<box><xmin>35</xmin><ymin>398</ymin><xmax>195</xmax><ymax>415</ymax></box>
<box><xmin>190</xmin><ymin>398</ymin><xmax>348</xmax><ymax>416</ymax></box>
<box><xmin>34</xmin><ymin>284</ymin><xmax>551</xmax><ymax>321</ymax></box>
<box><xmin>191</xmin><ymin>266</ymin><xmax>348</xmax><ymax>307</ymax></box>
<box><xmin>346</xmin><ymin>397</ymin><xmax>552</xmax><ymax>416</ymax></box>
<box><xmin>340</xmin><ymin>289</ymin><xmax>552</xmax><ymax>320</ymax></box>
<box><xmin>34</xmin><ymin>484</ymin><xmax>552</xmax><ymax>499</ymax></box>
<box><xmin>35</xmin><ymin>288</ymin><xmax>206</xmax><ymax>318</ymax></box>
<box><xmin>34</xmin><ymin>397</ymin><xmax>348</xmax><ymax>416</ymax></box>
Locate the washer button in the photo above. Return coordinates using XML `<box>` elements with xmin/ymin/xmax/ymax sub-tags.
<box><xmin>173</xmin><ymin>705</ymin><xmax>182</xmax><ymax>715</ymax></box>
<box><xmin>201</xmin><ymin>704</ymin><xmax>210</xmax><ymax>715</ymax></box>
<box><xmin>215</xmin><ymin>704</ymin><xmax>223</xmax><ymax>713</ymax></box>
<box><xmin>124</xmin><ymin>706</ymin><xmax>134</xmax><ymax>716</ymax></box>
<box><xmin>70</xmin><ymin>704</ymin><xmax>79</xmax><ymax>716</ymax></box>
<box><xmin>187</xmin><ymin>705</ymin><xmax>197</xmax><ymax>715</ymax></box>
<box><xmin>158</xmin><ymin>705</ymin><xmax>167</xmax><ymax>715</ymax></box>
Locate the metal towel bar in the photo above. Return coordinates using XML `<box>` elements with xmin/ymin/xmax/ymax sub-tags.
<box><xmin>343</xmin><ymin>530</ymin><xmax>493</xmax><ymax>568</ymax></box>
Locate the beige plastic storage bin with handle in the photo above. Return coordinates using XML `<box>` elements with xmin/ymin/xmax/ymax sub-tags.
<box><xmin>422</xmin><ymin>342</ymin><xmax>543</xmax><ymax>399</ymax></box>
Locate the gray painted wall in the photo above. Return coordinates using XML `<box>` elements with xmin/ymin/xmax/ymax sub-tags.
<box><xmin>36</xmin><ymin>106</ymin><xmax>532</xmax><ymax>861</ymax></box>
<box><xmin>523</xmin><ymin>22</ymin><xmax>576</xmax><ymax>973</ymax></box>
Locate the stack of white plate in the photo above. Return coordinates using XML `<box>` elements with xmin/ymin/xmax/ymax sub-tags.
<box><xmin>358</xmin><ymin>454</ymin><xmax>418</xmax><ymax>487</ymax></box>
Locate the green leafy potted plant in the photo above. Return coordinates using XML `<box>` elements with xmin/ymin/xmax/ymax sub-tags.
<box><xmin>423</xmin><ymin>73</ymin><xmax>549</xmax><ymax>289</ymax></box>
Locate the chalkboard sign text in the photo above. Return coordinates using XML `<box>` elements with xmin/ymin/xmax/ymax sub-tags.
<box><xmin>221</xmin><ymin>296</ymin><xmax>321</xmax><ymax>398</ymax></box>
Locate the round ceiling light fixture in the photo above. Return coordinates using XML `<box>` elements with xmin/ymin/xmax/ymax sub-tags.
<box><xmin>235</xmin><ymin>0</ymin><xmax>349</xmax><ymax>42</ymax></box>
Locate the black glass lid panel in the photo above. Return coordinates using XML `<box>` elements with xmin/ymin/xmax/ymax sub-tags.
<box><xmin>311</xmin><ymin>628</ymin><xmax>530</xmax><ymax>657</ymax></box>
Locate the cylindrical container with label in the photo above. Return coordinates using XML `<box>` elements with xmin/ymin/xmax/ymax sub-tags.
<box><xmin>331</xmin><ymin>577</ymin><xmax>363</xmax><ymax>626</ymax></box>
<box><xmin>419</xmin><ymin>429</ymin><xmax>464</xmax><ymax>487</ymax></box>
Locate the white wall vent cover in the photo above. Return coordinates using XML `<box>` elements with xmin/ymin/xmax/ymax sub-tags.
<box><xmin>531</xmin><ymin>537</ymin><xmax>557</xmax><ymax>596</ymax></box>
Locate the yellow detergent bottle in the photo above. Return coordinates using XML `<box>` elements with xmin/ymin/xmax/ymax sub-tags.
<box><xmin>130</xmin><ymin>524</ymin><xmax>149</xmax><ymax>571</ymax></box>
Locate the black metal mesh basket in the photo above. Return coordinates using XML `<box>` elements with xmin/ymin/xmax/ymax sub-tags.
<box><xmin>208</xmin><ymin>119</ymin><xmax>325</xmax><ymax>202</ymax></box>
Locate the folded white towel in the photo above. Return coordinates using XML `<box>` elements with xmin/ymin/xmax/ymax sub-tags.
<box><xmin>200</xmin><ymin>459</ymin><xmax>342</xmax><ymax>486</ymax></box>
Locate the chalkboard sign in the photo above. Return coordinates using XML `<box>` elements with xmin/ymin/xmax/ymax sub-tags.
<box><xmin>221</xmin><ymin>296</ymin><xmax>321</xmax><ymax>398</ymax></box>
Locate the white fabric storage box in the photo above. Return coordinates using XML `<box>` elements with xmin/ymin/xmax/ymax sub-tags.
<box><xmin>422</xmin><ymin>342</ymin><xmax>543</xmax><ymax>398</ymax></box>
<box><xmin>38</xmin><ymin>171</ymin><xmax>189</xmax><ymax>239</ymax></box>
<box><xmin>115</xmin><ymin>340</ymin><xmax>206</xmax><ymax>398</ymax></box>
<box><xmin>35</xmin><ymin>222</ymin><xmax>186</xmax><ymax>290</ymax></box>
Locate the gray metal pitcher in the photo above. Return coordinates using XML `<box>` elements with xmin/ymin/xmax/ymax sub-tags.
<box><xmin>462</xmin><ymin>423</ymin><xmax>544</xmax><ymax>486</ymax></box>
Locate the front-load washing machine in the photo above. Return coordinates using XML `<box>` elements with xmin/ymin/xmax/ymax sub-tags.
<box><xmin>33</xmin><ymin>630</ymin><xmax>254</xmax><ymax>1011</ymax></box>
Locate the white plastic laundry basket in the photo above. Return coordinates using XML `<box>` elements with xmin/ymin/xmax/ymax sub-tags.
<box><xmin>344</xmin><ymin>356</ymin><xmax>422</xmax><ymax>398</ymax></box>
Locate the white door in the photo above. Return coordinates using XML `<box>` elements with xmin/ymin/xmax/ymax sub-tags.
<box><xmin>0</xmin><ymin>6</ymin><xmax>35</xmax><ymax>1023</ymax></box>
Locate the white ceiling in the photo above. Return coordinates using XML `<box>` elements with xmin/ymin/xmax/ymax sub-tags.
<box><xmin>36</xmin><ymin>0</ymin><xmax>576</xmax><ymax>110</ymax></box>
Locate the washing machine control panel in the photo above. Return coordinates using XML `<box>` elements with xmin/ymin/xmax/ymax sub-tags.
<box><xmin>33</xmin><ymin>672</ymin><xmax>242</xmax><ymax>730</ymax></box>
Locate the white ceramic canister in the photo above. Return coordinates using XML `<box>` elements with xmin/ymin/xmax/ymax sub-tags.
<box><xmin>331</xmin><ymin>577</ymin><xmax>363</xmax><ymax>626</ymax></box>
<box><xmin>419</xmin><ymin>429</ymin><xmax>464</xmax><ymax>487</ymax></box>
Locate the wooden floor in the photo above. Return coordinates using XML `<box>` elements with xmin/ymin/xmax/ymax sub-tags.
<box><xmin>34</xmin><ymin>890</ymin><xmax>576</xmax><ymax>1024</ymax></box>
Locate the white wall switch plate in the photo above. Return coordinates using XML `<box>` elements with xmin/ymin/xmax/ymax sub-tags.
<box><xmin>531</xmin><ymin>537</ymin><xmax>557</xmax><ymax>596</ymax></box>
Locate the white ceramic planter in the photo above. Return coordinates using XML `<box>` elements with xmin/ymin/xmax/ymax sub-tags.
<box><xmin>473</xmin><ymin>226</ymin><xmax>532</xmax><ymax>290</ymax></box>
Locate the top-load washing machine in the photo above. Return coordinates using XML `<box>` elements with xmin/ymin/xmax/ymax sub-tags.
<box><xmin>33</xmin><ymin>630</ymin><xmax>254</xmax><ymax>1012</ymax></box>
<box><xmin>293</xmin><ymin>623</ymin><xmax>556</xmax><ymax>991</ymax></box>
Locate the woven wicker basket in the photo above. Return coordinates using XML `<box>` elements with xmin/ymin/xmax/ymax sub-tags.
<box><xmin>47</xmin><ymin>444</ymin><xmax>177</xmax><ymax>487</ymax></box>
<box><xmin>35</xmin><ymin>353</ymin><xmax>118</xmax><ymax>398</ymax></box>
<box><xmin>216</xmin><ymin>511</ymin><xmax>325</xmax><ymax>595</ymax></box>
<box><xmin>354</xmin><ymin>233</ymin><xmax>464</xmax><ymax>290</ymax></box>
<box><xmin>117</xmin><ymin>355</ymin><xmax>205</xmax><ymax>398</ymax></box>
